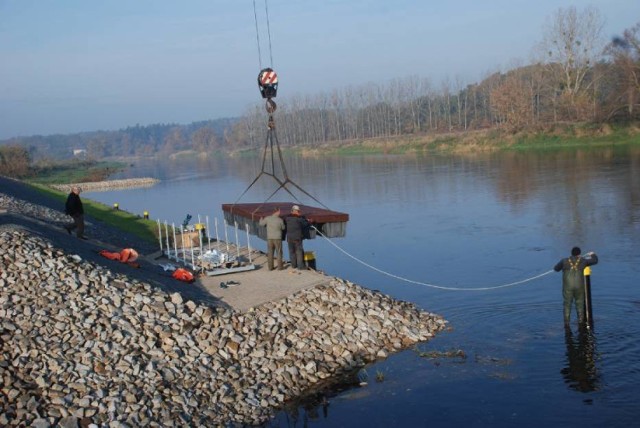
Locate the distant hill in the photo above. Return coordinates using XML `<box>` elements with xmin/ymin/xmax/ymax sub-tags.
<box><xmin>0</xmin><ymin>117</ymin><xmax>238</xmax><ymax>160</ymax></box>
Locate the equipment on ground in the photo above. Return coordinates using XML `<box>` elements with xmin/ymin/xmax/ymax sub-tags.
<box><xmin>172</xmin><ymin>268</ymin><xmax>195</xmax><ymax>283</ymax></box>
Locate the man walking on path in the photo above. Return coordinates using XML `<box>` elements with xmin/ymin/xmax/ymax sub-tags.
<box><xmin>259</xmin><ymin>207</ymin><xmax>285</xmax><ymax>271</ymax></box>
<box><xmin>64</xmin><ymin>186</ymin><xmax>87</xmax><ymax>239</ymax></box>
<box><xmin>554</xmin><ymin>246</ymin><xmax>598</xmax><ymax>327</ymax></box>
<box><xmin>284</xmin><ymin>205</ymin><xmax>309</xmax><ymax>270</ymax></box>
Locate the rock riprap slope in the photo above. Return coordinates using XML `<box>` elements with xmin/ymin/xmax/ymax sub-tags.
<box><xmin>1</xmin><ymin>213</ymin><xmax>446</xmax><ymax>426</ymax></box>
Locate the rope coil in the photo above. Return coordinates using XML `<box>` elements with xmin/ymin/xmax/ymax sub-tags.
<box><xmin>313</xmin><ymin>226</ymin><xmax>554</xmax><ymax>291</ymax></box>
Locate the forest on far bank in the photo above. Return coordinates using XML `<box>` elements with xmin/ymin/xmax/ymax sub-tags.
<box><xmin>1</xmin><ymin>6</ymin><xmax>639</xmax><ymax>173</ymax></box>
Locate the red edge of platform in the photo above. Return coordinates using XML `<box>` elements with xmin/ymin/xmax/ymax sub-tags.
<box><xmin>222</xmin><ymin>202</ymin><xmax>349</xmax><ymax>223</ymax></box>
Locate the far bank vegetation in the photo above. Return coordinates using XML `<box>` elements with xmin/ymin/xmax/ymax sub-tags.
<box><xmin>1</xmin><ymin>6</ymin><xmax>639</xmax><ymax>171</ymax></box>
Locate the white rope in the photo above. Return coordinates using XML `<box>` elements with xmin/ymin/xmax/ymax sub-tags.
<box><xmin>313</xmin><ymin>226</ymin><xmax>554</xmax><ymax>291</ymax></box>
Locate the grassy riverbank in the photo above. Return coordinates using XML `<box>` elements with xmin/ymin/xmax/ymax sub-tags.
<box><xmin>25</xmin><ymin>160</ymin><xmax>159</xmax><ymax>244</ymax></box>
<box><xmin>29</xmin><ymin>183</ymin><xmax>159</xmax><ymax>244</ymax></box>
<box><xmin>28</xmin><ymin>160</ymin><xmax>127</xmax><ymax>185</ymax></box>
<box><xmin>292</xmin><ymin>122</ymin><xmax>640</xmax><ymax>156</ymax></box>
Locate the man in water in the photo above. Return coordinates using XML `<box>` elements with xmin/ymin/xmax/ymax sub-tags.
<box><xmin>554</xmin><ymin>247</ymin><xmax>598</xmax><ymax>327</ymax></box>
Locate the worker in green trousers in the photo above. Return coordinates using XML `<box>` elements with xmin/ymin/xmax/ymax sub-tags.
<box><xmin>554</xmin><ymin>247</ymin><xmax>598</xmax><ymax>327</ymax></box>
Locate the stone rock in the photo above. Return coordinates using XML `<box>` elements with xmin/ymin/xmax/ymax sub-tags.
<box><xmin>0</xmin><ymin>210</ymin><xmax>447</xmax><ymax>427</ymax></box>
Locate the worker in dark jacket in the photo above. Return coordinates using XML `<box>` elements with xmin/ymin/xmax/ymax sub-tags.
<box><xmin>284</xmin><ymin>205</ymin><xmax>309</xmax><ymax>270</ymax></box>
<box><xmin>554</xmin><ymin>246</ymin><xmax>598</xmax><ymax>327</ymax></box>
<box><xmin>64</xmin><ymin>186</ymin><xmax>87</xmax><ymax>239</ymax></box>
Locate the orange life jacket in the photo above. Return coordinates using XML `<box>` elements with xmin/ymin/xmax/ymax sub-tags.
<box><xmin>120</xmin><ymin>248</ymin><xmax>138</xmax><ymax>263</ymax></box>
<box><xmin>172</xmin><ymin>268</ymin><xmax>195</xmax><ymax>283</ymax></box>
<box><xmin>99</xmin><ymin>250</ymin><xmax>121</xmax><ymax>261</ymax></box>
<box><xmin>99</xmin><ymin>248</ymin><xmax>140</xmax><ymax>268</ymax></box>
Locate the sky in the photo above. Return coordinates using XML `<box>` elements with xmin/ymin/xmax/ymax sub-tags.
<box><xmin>1</xmin><ymin>0</ymin><xmax>639</xmax><ymax>139</ymax></box>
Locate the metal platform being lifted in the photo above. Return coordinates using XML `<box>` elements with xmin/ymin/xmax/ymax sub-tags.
<box><xmin>222</xmin><ymin>202</ymin><xmax>349</xmax><ymax>240</ymax></box>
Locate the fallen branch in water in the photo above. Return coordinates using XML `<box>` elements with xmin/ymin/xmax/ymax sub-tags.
<box><xmin>415</xmin><ymin>348</ymin><xmax>466</xmax><ymax>360</ymax></box>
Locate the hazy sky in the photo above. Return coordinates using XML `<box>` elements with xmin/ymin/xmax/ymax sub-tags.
<box><xmin>1</xmin><ymin>0</ymin><xmax>638</xmax><ymax>139</ymax></box>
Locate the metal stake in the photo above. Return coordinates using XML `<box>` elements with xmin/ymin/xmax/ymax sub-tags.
<box><xmin>584</xmin><ymin>267</ymin><xmax>594</xmax><ymax>330</ymax></box>
<box><xmin>157</xmin><ymin>219</ymin><xmax>163</xmax><ymax>253</ymax></box>
<box><xmin>245</xmin><ymin>223</ymin><xmax>253</xmax><ymax>264</ymax></box>
<box><xmin>172</xmin><ymin>223</ymin><xmax>178</xmax><ymax>262</ymax></box>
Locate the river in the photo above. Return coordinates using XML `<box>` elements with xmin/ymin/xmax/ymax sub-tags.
<box><xmin>84</xmin><ymin>147</ymin><xmax>640</xmax><ymax>427</ymax></box>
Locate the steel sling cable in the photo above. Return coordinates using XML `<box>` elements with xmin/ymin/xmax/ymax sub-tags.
<box><xmin>264</xmin><ymin>0</ymin><xmax>274</xmax><ymax>67</ymax></box>
<box><xmin>253</xmin><ymin>0</ymin><xmax>275</xmax><ymax>69</ymax></box>
<box><xmin>253</xmin><ymin>0</ymin><xmax>263</xmax><ymax>69</ymax></box>
<box><xmin>312</xmin><ymin>226</ymin><xmax>554</xmax><ymax>291</ymax></box>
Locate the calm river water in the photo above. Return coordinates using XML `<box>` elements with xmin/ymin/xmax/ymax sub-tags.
<box><xmin>85</xmin><ymin>147</ymin><xmax>640</xmax><ymax>427</ymax></box>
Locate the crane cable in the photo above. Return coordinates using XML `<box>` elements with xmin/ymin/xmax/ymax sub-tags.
<box><xmin>253</xmin><ymin>0</ymin><xmax>274</xmax><ymax>69</ymax></box>
<box><xmin>264</xmin><ymin>0</ymin><xmax>274</xmax><ymax>67</ymax></box>
<box><xmin>239</xmin><ymin>0</ymin><xmax>331</xmax><ymax>216</ymax></box>
<box><xmin>312</xmin><ymin>226</ymin><xmax>554</xmax><ymax>292</ymax></box>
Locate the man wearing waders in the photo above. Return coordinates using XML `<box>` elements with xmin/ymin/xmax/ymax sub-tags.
<box><xmin>554</xmin><ymin>247</ymin><xmax>598</xmax><ymax>327</ymax></box>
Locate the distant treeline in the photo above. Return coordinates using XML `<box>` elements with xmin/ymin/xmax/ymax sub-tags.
<box><xmin>0</xmin><ymin>118</ymin><xmax>235</xmax><ymax>161</ymax></box>
<box><xmin>2</xmin><ymin>7</ymin><xmax>639</xmax><ymax>160</ymax></box>
<box><xmin>225</xmin><ymin>11</ymin><xmax>639</xmax><ymax>149</ymax></box>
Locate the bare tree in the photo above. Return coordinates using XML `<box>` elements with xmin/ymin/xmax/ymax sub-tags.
<box><xmin>0</xmin><ymin>145</ymin><xmax>32</xmax><ymax>178</ymax></box>
<box><xmin>605</xmin><ymin>22</ymin><xmax>640</xmax><ymax>119</ymax></box>
<box><xmin>490</xmin><ymin>69</ymin><xmax>536</xmax><ymax>131</ymax></box>
<box><xmin>191</xmin><ymin>127</ymin><xmax>218</xmax><ymax>152</ymax></box>
<box><xmin>538</xmin><ymin>5</ymin><xmax>605</xmax><ymax>120</ymax></box>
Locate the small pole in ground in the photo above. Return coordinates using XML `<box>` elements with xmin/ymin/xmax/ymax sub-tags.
<box><xmin>206</xmin><ymin>215</ymin><xmax>212</xmax><ymax>251</ymax></box>
<box><xmin>234</xmin><ymin>221</ymin><xmax>241</xmax><ymax>261</ymax></box>
<box><xmin>190</xmin><ymin>232</ymin><xmax>196</xmax><ymax>271</ymax></box>
<box><xmin>172</xmin><ymin>223</ymin><xmax>178</xmax><ymax>262</ymax></box>
<box><xmin>164</xmin><ymin>221</ymin><xmax>170</xmax><ymax>258</ymax></box>
<box><xmin>197</xmin><ymin>215</ymin><xmax>204</xmax><ymax>254</ymax></box>
<box><xmin>215</xmin><ymin>217</ymin><xmax>221</xmax><ymax>252</ymax></box>
<box><xmin>245</xmin><ymin>223</ymin><xmax>252</xmax><ymax>264</ymax></box>
<box><xmin>156</xmin><ymin>219</ymin><xmax>163</xmax><ymax>254</ymax></box>
<box><xmin>180</xmin><ymin>225</ymin><xmax>188</xmax><ymax>265</ymax></box>
<box><xmin>584</xmin><ymin>266</ymin><xmax>594</xmax><ymax>330</ymax></box>
<box><xmin>224</xmin><ymin>219</ymin><xmax>230</xmax><ymax>255</ymax></box>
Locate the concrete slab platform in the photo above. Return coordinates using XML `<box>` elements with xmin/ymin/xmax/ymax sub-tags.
<box><xmin>150</xmin><ymin>249</ymin><xmax>331</xmax><ymax>312</ymax></box>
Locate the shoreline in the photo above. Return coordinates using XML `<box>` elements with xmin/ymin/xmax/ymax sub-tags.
<box><xmin>0</xmin><ymin>187</ymin><xmax>447</xmax><ymax>426</ymax></box>
<box><xmin>49</xmin><ymin>177</ymin><xmax>159</xmax><ymax>192</ymax></box>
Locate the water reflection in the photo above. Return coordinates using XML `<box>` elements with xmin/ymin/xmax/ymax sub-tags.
<box><xmin>561</xmin><ymin>327</ymin><xmax>600</xmax><ymax>394</ymax></box>
<box><xmin>272</xmin><ymin>373</ymin><xmax>362</xmax><ymax>428</ymax></box>
<box><xmin>110</xmin><ymin>148</ymin><xmax>640</xmax><ymax>246</ymax></box>
<box><xmin>280</xmin><ymin>393</ymin><xmax>331</xmax><ymax>427</ymax></box>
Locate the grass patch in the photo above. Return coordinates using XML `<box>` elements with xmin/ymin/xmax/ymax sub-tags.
<box><xmin>29</xmin><ymin>160</ymin><xmax>126</xmax><ymax>185</ymax></box>
<box><xmin>281</xmin><ymin>123</ymin><xmax>640</xmax><ymax>156</ymax></box>
<box><xmin>331</xmin><ymin>144</ymin><xmax>386</xmax><ymax>155</ymax></box>
<box><xmin>508</xmin><ymin>123</ymin><xmax>640</xmax><ymax>151</ymax></box>
<box><xmin>29</xmin><ymin>183</ymin><xmax>159</xmax><ymax>245</ymax></box>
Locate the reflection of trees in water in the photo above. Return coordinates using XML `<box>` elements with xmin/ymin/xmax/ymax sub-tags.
<box><xmin>142</xmin><ymin>148</ymin><xmax>640</xmax><ymax>243</ymax></box>
<box><xmin>561</xmin><ymin>327</ymin><xmax>600</xmax><ymax>393</ymax></box>
<box><xmin>493</xmin><ymin>147</ymin><xmax>640</xmax><ymax>244</ymax></box>
<box><xmin>280</xmin><ymin>392</ymin><xmax>331</xmax><ymax>428</ymax></box>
